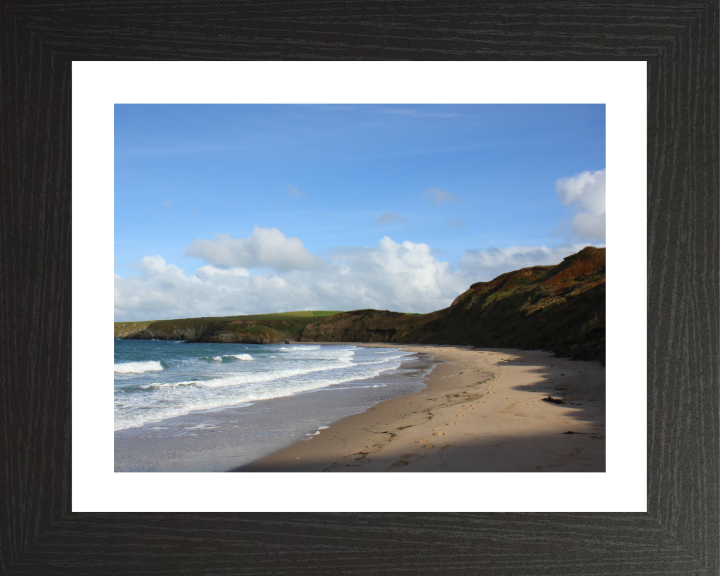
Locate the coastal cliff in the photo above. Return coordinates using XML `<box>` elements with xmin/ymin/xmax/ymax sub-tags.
<box><xmin>116</xmin><ymin>247</ymin><xmax>605</xmax><ymax>361</ymax></box>
<box><xmin>298</xmin><ymin>247</ymin><xmax>606</xmax><ymax>361</ymax></box>
<box><xmin>295</xmin><ymin>309</ymin><xmax>444</xmax><ymax>344</ymax></box>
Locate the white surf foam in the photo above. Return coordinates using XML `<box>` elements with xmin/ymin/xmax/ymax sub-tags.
<box><xmin>114</xmin><ymin>345</ymin><xmax>415</xmax><ymax>430</ymax></box>
<box><xmin>280</xmin><ymin>345</ymin><xmax>321</xmax><ymax>351</ymax></box>
<box><xmin>208</xmin><ymin>354</ymin><xmax>254</xmax><ymax>363</ymax></box>
<box><xmin>114</xmin><ymin>361</ymin><xmax>164</xmax><ymax>374</ymax></box>
<box><xmin>139</xmin><ymin>381</ymin><xmax>198</xmax><ymax>389</ymax></box>
<box><xmin>197</xmin><ymin>358</ymin><xmax>354</xmax><ymax>388</ymax></box>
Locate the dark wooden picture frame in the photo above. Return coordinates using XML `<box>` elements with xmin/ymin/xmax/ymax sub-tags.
<box><xmin>2</xmin><ymin>2</ymin><xmax>717</xmax><ymax>574</ymax></box>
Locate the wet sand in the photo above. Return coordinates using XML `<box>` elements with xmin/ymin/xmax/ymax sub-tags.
<box><xmin>236</xmin><ymin>345</ymin><xmax>605</xmax><ymax>472</ymax></box>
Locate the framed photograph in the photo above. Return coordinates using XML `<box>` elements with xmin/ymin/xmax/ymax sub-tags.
<box><xmin>82</xmin><ymin>63</ymin><xmax>639</xmax><ymax>513</ymax></box>
<box><xmin>3</xmin><ymin>3</ymin><xmax>717</xmax><ymax>574</ymax></box>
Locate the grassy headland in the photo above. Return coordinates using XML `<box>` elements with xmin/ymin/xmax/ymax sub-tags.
<box><xmin>114</xmin><ymin>311</ymin><xmax>344</xmax><ymax>344</ymax></box>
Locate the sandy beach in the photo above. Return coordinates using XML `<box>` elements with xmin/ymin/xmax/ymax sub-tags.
<box><xmin>237</xmin><ymin>344</ymin><xmax>605</xmax><ymax>472</ymax></box>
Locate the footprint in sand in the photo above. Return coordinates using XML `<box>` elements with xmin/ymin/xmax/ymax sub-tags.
<box><xmin>423</xmin><ymin>443</ymin><xmax>435</xmax><ymax>449</ymax></box>
<box><xmin>434</xmin><ymin>431</ymin><xmax>446</xmax><ymax>436</ymax></box>
<box><xmin>448</xmin><ymin>422</ymin><xmax>456</xmax><ymax>426</ymax></box>
<box><xmin>392</xmin><ymin>460</ymin><xmax>410</xmax><ymax>467</ymax></box>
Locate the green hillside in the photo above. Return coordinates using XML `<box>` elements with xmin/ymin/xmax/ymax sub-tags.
<box><xmin>114</xmin><ymin>311</ymin><xmax>344</xmax><ymax>344</ymax></box>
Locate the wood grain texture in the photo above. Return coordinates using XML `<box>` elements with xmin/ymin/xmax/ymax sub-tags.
<box><xmin>1</xmin><ymin>1</ymin><xmax>717</xmax><ymax>574</ymax></box>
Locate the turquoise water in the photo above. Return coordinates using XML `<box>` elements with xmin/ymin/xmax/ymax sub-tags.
<box><xmin>114</xmin><ymin>340</ymin><xmax>413</xmax><ymax>431</ymax></box>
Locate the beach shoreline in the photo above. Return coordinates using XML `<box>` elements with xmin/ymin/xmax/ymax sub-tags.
<box><xmin>114</xmin><ymin>342</ymin><xmax>437</xmax><ymax>472</ymax></box>
<box><xmin>236</xmin><ymin>344</ymin><xmax>606</xmax><ymax>472</ymax></box>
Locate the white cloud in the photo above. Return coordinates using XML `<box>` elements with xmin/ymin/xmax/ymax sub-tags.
<box><xmin>556</xmin><ymin>169</ymin><xmax>605</xmax><ymax>241</ymax></box>
<box><xmin>325</xmin><ymin>237</ymin><xmax>469</xmax><ymax>311</ymax></box>
<box><xmin>460</xmin><ymin>244</ymin><xmax>592</xmax><ymax>281</ymax></box>
<box><xmin>184</xmin><ymin>226</ymin><xmax>323</xmax><ymax>272</ymax></box>
<box><xmin>115</xmin><ymin>237</ymin><xmax>474</xmax><ymax>321</ymax></box>
<box><xmin>114</xmin><ymin>256</ymin><xmax>206</xmax><ymax>319</ymax></box>
<box><xmin>421</xmin><ymin>187</ymin><xmax>463</xmax><ymax>205</ymax></box>
<box><xmin>194</xmin><ymin>265</ymin><xmax>249</xmax><ymax>281</ymax></box>
<box><xmin>116</xmin><ymin>229</ymin><xmax>601</xmax><ymax>321</ymax></box>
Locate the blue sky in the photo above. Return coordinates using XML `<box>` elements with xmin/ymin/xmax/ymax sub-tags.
<box><xmin>115</xmin><ymin>104</ymin><xmax>605</xmax><ymax>321</ymax></box>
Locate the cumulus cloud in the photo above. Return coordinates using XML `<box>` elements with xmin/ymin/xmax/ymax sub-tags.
<box><xmin>116</xmin><ymin>226</ymin><xmax>600</xmax><ymax>321</ymax></box>
<box><xmin>324</xmin><ymin>237</ymin><xmax>469</xmax><ymax>311</ymax></box>
<box><xmin>184</xmin><ymin>226</ymin><xmax>323</xmax><ymax>272</ymax></box>
<box><xmin>375</xmin><ymin>212</ymin><xmax>403</xmax><ymax>226</ymax></box>
<box><xmin>555</xmin><ymin>169</ymin><xmax>605</xmax><ymax>241</ymax></box>
<box><xmin>460</xmin><ymin>244</ymin><xmax>592</xmax><ymax>281</ymax></box>
<box><xmin>194</xmin><ymin>265</ymin><xmax>249</xmax><ymax>281</ymax></box>
<box><xmin>114</xmin><ymin>257</ymin><xmax>206</xmax><ymax>320</ymax></box>
<box><xmin>115</xmin><ymin>237</ymin><xmax>474</xmax><ymax>321</ymax></box>
<box><xmin>421</xmin><ymin>187</ymin><xmax>463</xmax><ymax>205</ymax></box>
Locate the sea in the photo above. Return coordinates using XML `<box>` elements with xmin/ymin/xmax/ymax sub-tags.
<box><xmin>114</xmin><ymin>339</ymin><xmax>438</xmax><ymax>471</ymax></box>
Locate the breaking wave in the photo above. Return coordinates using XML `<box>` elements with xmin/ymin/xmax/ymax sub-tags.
<box><xmin>114</xmin><ymin>361</ymin><xmax>164</xmax><ymax>374</ymax></box>
<box><xmin>206</xmin><ymin>354</ymin><xmax>254</xmax><ymax>363</ymax></box>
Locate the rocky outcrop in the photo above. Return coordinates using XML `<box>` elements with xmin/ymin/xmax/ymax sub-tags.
<box><xmin>193</xmin><ymin>326</ymin><xmax>287</xmax><ymax>344</ymax></box>
<box><xmin>298</xmin><ymin>310</ymin><xmax>440</xmax><ymax>343</ymax></box>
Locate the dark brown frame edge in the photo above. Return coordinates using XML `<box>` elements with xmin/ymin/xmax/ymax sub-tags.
<box><xmin>1</xmin><ymin>2</ymin><xmax>717</xmax><ymax>574</ymax></box>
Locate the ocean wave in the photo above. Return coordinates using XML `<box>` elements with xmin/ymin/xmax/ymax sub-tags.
<box><xmin>351</xmin><ymin>357</ymin><xmax>406</xmax><ymax>368</ymax></box>
<box><xmin>113</xmin><ymin>344</ymin><xmax>423</xmax><ymax>431</ymax></box>
<box><xmin>139</xmin><ymin>380</ymin><xmax>198</xmax><ymax>389</ymax></box>
<box><xmin>197</xmin><ymin>359</ymin><xmax>355</xmax><ymax>388</ymax></box>
<box><xmin>279</xmin><ymin>347</ymin><xmax>356</xmax><ymax>362</ymax></box>
<box><xmin>114</xmin><ymin>361</ymin><xmax>164</xmax><ymax>374</ymax></box>
<box><xmin>280</xmin><ymin>345</ymin><xmax>321</xmax><ymax>351</ymax></box>
<box><xmin>305</xmin><ymin>425</ymin><xmax>330</xmax><ymax>438</ymax></box>
<box><xmin>323</xmin><ymin>383</ymin><xmax>388</xmax><ymax>391</ymax></box>
<box><xmin>206</xmin><ymin>354</ymin><xmax>254</xmax><ymax>363</ymax></box>
<box><xmin>114</xmin><ymin>362</ymin><xmax>403</xmax><ymax>431</ymax></box>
